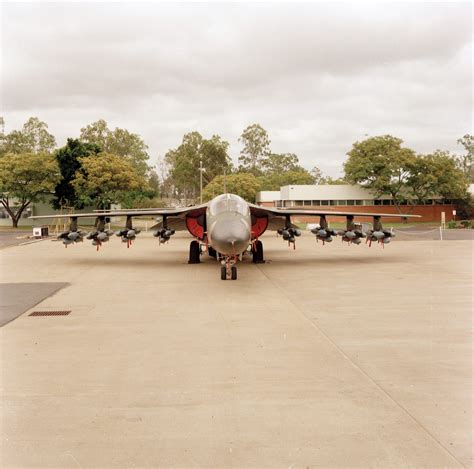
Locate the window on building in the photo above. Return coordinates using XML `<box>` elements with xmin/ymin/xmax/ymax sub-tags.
<box><xmin>355</xmin><ymin>200</ymin><xmax>363</xmax><ymax>206</ymax></box>
<box><xmin>312</xmin><ymin>200</ymin><xmax>321</xmax><ymax>206</ymax></box>
<box><xmin>321</xmin><ymin>200</ymin><xmax>329</xmax><ymax>206</ymax></box>
<box><xmin>374</xmin><ymin>200</ymin><xmax>382</xmax><ymax>205</ymax></box>
<box><xmin>304</xmin><ymin>200</ymin><xmax>312</xmax><ymax>206</ymax></box>
<box><xmin>330</xmin><ymin>200</ymin><xmax>337</xmax><ymax>205</ymax></box>
<box><xmin>382</xmin><ymin>199</ymin><xmax>391</xmax><ymax>205</ymax></box>
<box><xmin>337</xmin><ymin>200</ymin><xmax>347</xmax><ymax>206</ymax></box>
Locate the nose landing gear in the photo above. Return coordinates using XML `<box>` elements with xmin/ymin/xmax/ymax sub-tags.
<box><xmin>220</xmin><ymin>256</ymin><xmax>237</xmax><ymax>280</ymax></box>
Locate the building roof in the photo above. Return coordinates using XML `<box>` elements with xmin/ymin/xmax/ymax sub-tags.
<box><xmin>280</xmin><ymin>184</ymin><xmax>384</xmax><ymax>200</ymax></box>
<box><xmin>257</xmin><ymin>184</ymin><xmax>445</xmax><ymax>202</ymax></box>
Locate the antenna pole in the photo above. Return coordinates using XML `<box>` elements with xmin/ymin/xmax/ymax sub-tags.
<box><xmin>199</xmin><ymin>160</ymin><xmax>203</xmax><ymax>204</ymax></box>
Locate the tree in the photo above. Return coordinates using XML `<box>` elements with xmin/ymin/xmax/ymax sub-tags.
<box><xmin>147</xmin><ymin>169</ymin><xmax>161</xmax><ymax>198</ymax></box>
<box><xmin>0</xmin><ymin>117</ymin><xmax>56</xmax><ymax>155</ymax></box>
<box><xmin>238</xmin><ymin>123</ymin><xmax>271</xmax><ymax>175</ymax></box>
<box><xmin>256</xmin><ymin>152</ymin><xmax>315</xmax><ymax>189</ymax></box>
<box><xmin>0</xmin><ymin>153</ymin><xmax>61</xmax><ymax>227</ymax></box>
<box><xmin>457</xmin><ymin>134</ymin><xmax>474</xmax><ymax>182</ymax></box>
<box><xmin>258</xmin><ymin>168</ymin><xmax>315</xmax><ymax>191</ymax></box>
<box><xmin>80</xmin><ymin>119</ymin><xmax>150</xmax><ymax>176</ymax></box>
<box><xmin>165</xmin><ymin>132</ymin><xmax>232</xmax><ymax>202</ymax></box>
<box><xmin>310</xmin><ymin>166</ymin><xmax>324</xmax><ymax>183</ymax></box>
<box><xmin>406</xmin><ymin>151</ymin><xmax>469</xmax><ymax>203</ymax></box>
<box><xmin>311</xmin><ymin>166</ymin><xmax>346</xmax><ymax>185</ymax></box>
<box><xmin>52</xmin><ymin>138</ymin><xmax>101</xmax><ymax>210</ymax></box>
<box><xmin>262</xmin><ymin>153</ymin><xmax>301</xmax><ymax>174</ymax></box>
<box><xmin>202</xmin><ymin>173</ymin><xmax>260</xmax><ymax>202</ymax></box>
<box><xmin>344</xmin><ymin>135</ymin><xmax>416</xmax><ymax>211</ymax></box>
<box><xmin>72</xmin><ymin>153</ymin><xmax>148</xmax><ymax>209</ymax></box>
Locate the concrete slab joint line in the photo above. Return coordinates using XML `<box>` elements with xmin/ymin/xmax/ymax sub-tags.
<box><xmin>255</xmin><ymin>264</ymin><xmax>467</xmax><ymax>468</ymax></box>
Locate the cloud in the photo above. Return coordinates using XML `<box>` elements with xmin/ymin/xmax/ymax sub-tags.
<box><xmin>1</xmin><ymin>2</ymin><xmax>472</xmax><ymax>176</ymax></box>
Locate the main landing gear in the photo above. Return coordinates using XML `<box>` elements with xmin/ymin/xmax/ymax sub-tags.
<box><xmin>188</xmin><ymin>240</ymin><xmax>201</xmax><ymax>264</ymax></box>
<box><xmin>252</xmin><ymin>240</ymin><xmax>265</xmax><ymax>264</ymax></box>
<box><xmin>221</xmin><ymin>257</ymin><xmax>237</xmax><ymax>280</ymax></box>
<box><xmin>188</xmin><ymin>240</ymin><xmax>265</xmax><ymax>280</ymax></box>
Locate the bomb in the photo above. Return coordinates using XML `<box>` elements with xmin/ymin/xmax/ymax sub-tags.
<box><xmin>153</xmin><ymin>228</ymin><xmax>175</xmax><ymax>244</ymax></box>
<box><xmin>57</xmin><ymin>230</ymin><xmax>86</xmax><ymax>246</ymax></box>
<box><xmin>338</xmin><ymin>229</ymin><xmax>366</xmax><ymax>245</ymax></box>
<box><xmin>311</xmin><ymin>226</ymin><xmax>337</xmax><ymax>243</ymax></box>
<box><xmin>366</xmin><ymin>229</ymin><xmax>394</xmax><ymax>246</ymax></box>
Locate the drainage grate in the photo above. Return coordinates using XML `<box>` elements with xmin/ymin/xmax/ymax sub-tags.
<box><xmin>29</xmin><ymin>310</ymin><xmax>71</xmax><ymax>317</ymax></box>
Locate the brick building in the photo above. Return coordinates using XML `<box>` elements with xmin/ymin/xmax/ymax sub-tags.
<box><xmin>256</xmin><ymin>185</ymin><xmax>456</xmax><ymax>223</ymax></box>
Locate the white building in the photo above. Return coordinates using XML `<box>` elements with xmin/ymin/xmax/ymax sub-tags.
<box><xmin>256</xmin><ymin>184</ymin><xmax>445</xmax><ymax>208</ymax></box>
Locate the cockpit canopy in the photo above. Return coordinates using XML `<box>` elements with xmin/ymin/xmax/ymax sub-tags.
<box><xmin>208</xmin><ymin>194</ymin><xmax>250</xmax><ymax>216</ymax></box>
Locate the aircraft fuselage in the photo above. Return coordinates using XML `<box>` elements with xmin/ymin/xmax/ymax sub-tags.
<box><xmin>206</xmin><ymin>194</ymin><xmax>252</xmax><ymax>256</ymax></box>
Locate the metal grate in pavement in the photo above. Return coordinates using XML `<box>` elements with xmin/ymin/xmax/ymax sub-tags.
<box><xmin>29</xmin><ymin>310</ymin><xmax>71</xmax><ymax>317</ymax></box>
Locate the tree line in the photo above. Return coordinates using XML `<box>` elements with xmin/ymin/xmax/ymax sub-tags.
<box><xmin>0</xmin><ymin>116</ymin><xmax>472</xmax><ymax>227</ymax></box>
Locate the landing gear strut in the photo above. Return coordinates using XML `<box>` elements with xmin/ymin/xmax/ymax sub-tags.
<box><xmin>220</xmin><ymin>256</ymin><xmax>237</xmax><ymax>280</ymax></box>
<box><xmin>188</xmin><ymin>240</ymin><xmax>201</xmax><ymax>264</ymax></box>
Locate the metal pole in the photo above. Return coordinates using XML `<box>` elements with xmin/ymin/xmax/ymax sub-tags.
<box><xmin>199</xmin><ymin>160</ymin><xmax>203</xmax><ymax>204</ymax></box>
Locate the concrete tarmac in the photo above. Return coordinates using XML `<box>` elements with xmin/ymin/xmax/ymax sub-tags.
<box><xmin>0</xmin><ymin>232</ymin><xmax>472</xmax><ymax>468</ymax></box>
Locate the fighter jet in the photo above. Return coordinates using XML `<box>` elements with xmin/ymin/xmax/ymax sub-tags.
<box><xmin>30</xmin><ymin>193</ymin><xmax>420</xmax><ymax>280</ymax></box>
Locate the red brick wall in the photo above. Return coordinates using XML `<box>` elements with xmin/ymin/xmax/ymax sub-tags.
<box><xmin>257</xmin><ymin>203</ymin><xmax>455</xmax><ymax>223</ymax></box>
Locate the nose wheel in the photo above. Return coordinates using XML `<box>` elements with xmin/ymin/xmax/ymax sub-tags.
<box><xmin>220</xmin><ymin>257</ymin><xmax>237</xmax><ymax>280</ymax></box>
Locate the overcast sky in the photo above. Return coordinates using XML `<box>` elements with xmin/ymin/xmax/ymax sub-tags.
<box><xmin>1</xmin><ymin>1</ymin><xmax>472</xmax><ymax>176</ymax></box>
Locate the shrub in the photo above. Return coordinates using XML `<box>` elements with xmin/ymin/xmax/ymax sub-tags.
<box><xmin>447</xmin><ymin>220</ymin><xmax>457</xmax><ymax>229</ymax></box>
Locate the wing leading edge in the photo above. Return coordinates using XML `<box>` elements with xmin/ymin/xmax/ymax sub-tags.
<box><xmin>249</xmin><ymin>204</ymin><xmax>421</xmax><ymax>220</ymax></box>
<box><xmin>29</xmin><ymin>204</ymin><xmax>208</xmax><ymax>221</ymax></box>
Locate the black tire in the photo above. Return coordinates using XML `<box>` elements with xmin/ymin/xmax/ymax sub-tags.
<box><xmin>231</xmin><ymin>266</ymin><xmax>237</xmax><ymax>280</ymax></box>
<box><xmin>188</xmin><ymin>240</ymin><xmax>201</xmax><ymax>264</ymax></box>
<box><xmin>252</xmin><ymin>240</ymin><xmax>265</xmax><ymax>264</ymax></box>
<box><xmin>220</xmin><ymin>266</ymin><xmax>227</xmax><ymax>280</ymax></box>
<box><xmin>208</xmin><ymin>246</ymin><xmax>217</xmax><ymax>258</ymax></box>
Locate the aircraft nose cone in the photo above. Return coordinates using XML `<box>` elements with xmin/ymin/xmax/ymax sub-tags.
<box><xmin>211</xmin><ymin>219</ymin><xmax>250</xmax><ymax>255</ymax></box>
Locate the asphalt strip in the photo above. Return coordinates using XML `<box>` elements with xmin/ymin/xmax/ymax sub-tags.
<box><xmin>0</xmin><ymin>282</ymin><xmax>69</xmax><ymax>327</ymax></box>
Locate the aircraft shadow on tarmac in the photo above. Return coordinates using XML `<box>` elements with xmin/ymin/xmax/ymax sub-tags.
<box><xmin>264</xmin><ymin>254</ymin><xmax>411</xmax><ymax>267</ymax></box>
<box><xmin>68</xmin><ymin>251</ymin><xmax>408</xmax><ymax>268</ymax></box>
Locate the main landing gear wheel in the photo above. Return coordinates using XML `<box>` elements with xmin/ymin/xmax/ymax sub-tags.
<box><xmin>252</xmin><ymin>240</ymin><xmax>265</xmax><ymax>264</ymax></box>
<box><xmin>188</xmin><ymin>240</ymin><xmax>201</xmax><ymax>264</ymax></box>
<box><xmin>220</xmin><ymin>266</ymin><xmax>227</xmax><ymax>280</ymax></box>
<box><xmin>231</xmin><ymin>266</ymin><xmax>237</xmax><ymax>280</ymax></box>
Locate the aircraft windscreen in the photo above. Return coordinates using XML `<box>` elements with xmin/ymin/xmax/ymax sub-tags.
<box><xmin>208</xmin><ymin>194</ymin><xmax>249</xmax><ymax>216</ymax></box>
